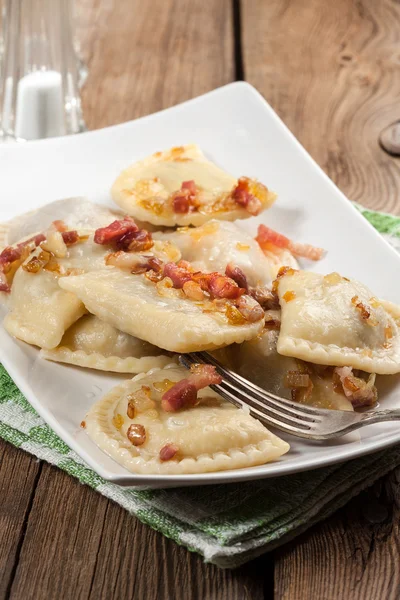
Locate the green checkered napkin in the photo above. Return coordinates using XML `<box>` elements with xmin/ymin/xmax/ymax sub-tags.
<box><xmin>1</xmin><ymin>206</ymin><xmax>400</xmax><ymax>569</ymax></box>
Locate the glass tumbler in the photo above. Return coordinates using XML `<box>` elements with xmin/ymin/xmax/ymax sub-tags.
<box><xmin>0</xmin><ymin>0</ymin><xmax>86</xmax><ymax>141</ymax></box>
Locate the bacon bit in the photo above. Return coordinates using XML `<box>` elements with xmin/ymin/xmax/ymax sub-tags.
<box><xmin>161</xmin><ymin>380</ymin><xmax>198</xmax><ymax>412</ymax></box>
<box><xmin>208</xmin><ymin>273</ymin><xmax>245</xmax><ymax>299</ymax></box>
<box><xmin>171</xmin><ymin>180</ymin><xmax>198</xmax><ymax>214</ymax></box>
<box><xmin>116</xmin><ymin>228</ymin><xmax>153</xmax><ymax>252</ymax></box>
<box><xmin>106</xmin><ymin>252</ymin><xmax>162</xmax><ymax>275</ymax></box>
<box><xmin>161</xmin><ymin>365</ymin><xmax>222</xmax><ymax>412</ymax></box>
<box><xmin>159</xmin><ymin>443</ymin><xmax>179</xmax><ymax>461</ymax></box>
<box><xmin>0</xmin><ymin>272</ymin><xmax>10</xmax><ymax>293</ymax></box>
<box><xmin>236</xmin><ymin>242</ymin><xmax>250</xmax><ymax>251</ymax></box>
<box><xmin>232</xmin><ymin>177</ymin><xmax>263</xmax><ymax>215</ymax></box>
<box><xmin>127</xmin><ymin>401</ymin><xmax>136</xmax><ymax>419</ymax></box>
<box><xmin>225</xmin><ymin>263</ymin><xmax>248</xmax><ymax>291</ymax></box>
<box><xmin>250</xmin><ymin>287</ymin><xmax>280</xmax><ymax>310</ymax></box>
<box><xmin>189</xmin><ymin>363</ymin><xmax>222</xmax><ymax>389</ymax></box>
<box><xmin>284</xmin><ymin>372</ymin><xmax>311</xmax><ymax>388</ymax></box>
<box><xmin>272</xmin><ymin>266</ymin><xmax>297</xmax><ymax>293</ymax></box>
<box><xmin>334</xmin><ymin>367</ymin><xmax>378</xmax><ymax>407</ymax></box>
<box><xmin>53</xmin><ymin>219</ymin><xmax>68</xmax><ymax>232</ymax></box>
<box><xmin>80</xmin><ymin>420</ymin><xmax>86</xmax><ymax>428</ymax></box>
<box><xmin>127</xmin><ymin>424</ymin><xmax>146</xmax><ymax>446</ymax></box>
<box><xmin>94</xmin><ymin>217</ymin><xmax>138</xmax><ymax>245</ymax></box>
<box><xmin>112</xmin><ymin>414</ymin><xmax>125</xmax><ymax>429</ymax></box>
<box><xmin>283</xmin><ymin>290</ymin><xmax>296</xmax><ymax>302</ymax></box>
<box><xmin>236</xmin><ymin>295</ymin><xmax>264</xmax><ymax>322</ymax></box>
<box><xmin>145</xmin><ymin>269</ymin><xmax>164</xmax><ymax>282</ymax></box>
<box><xmin>256</xmin><ymin>224</ymin><xmax>324</xmax><ymax>261</ymax></box>
<box><xmin>163</xmin><ymin>262</ymin><xmax>193</xmax><ymax>288</ymax></box>
<box><xmin>61</xmin><ymin>230</ymin><xmax>80</xmax><ymax>246</ymax></box>
<box><xmin>183</xmin><ymin>280</ymin><xmax>205</xmax><ymax>301</ymax></box>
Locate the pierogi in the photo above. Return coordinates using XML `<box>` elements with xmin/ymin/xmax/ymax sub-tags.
<box><xmin>84</xmin><ymin>366</ymin><xmax>289</xmax><ymax>474</ymax></box>
<box><xmin>277</xmin><ymin>270</ymin><xmax>400</xmax><ymax>374</ymax></box>
<box><xmin>41</xmin><ymin>314</ymin><xmax>176</xmax><ymax>373</ymax></box>
<box><xmin>59</xmin><ymin>269</ymin><xmax>265</xmax><ymax>353</ymax></box>
<box><xmin>111</xmin><ymin>144</ymin><xmax>276</xmax><ymax>226</ymax></box>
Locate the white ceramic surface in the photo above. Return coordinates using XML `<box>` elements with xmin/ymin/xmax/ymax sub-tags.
<box><xmin>1</xmin><ymin>82</ymin><xmax>400</xmax><ymax>488</ymax></box>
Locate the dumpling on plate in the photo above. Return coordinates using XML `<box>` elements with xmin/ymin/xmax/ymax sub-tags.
<box><xmin>156</xmin><ymin>220</ymin><xmax>298</xmax><ymax>287</ymax></box>
<box><xmin>41</xmin><ymin>314</ymin><xmax>176</xmax><ymax>373</ymax></box>
<box><xmin>276</xmin><ymin>269</ymin><xmax>400</xmax><ymax>374</ymax></box>
<box><xmin>59</xmin><ymin>263</ymin><xmax>265</xmax><ymax>353</ymax></box>
<box><xmin>84</xmin><ymin>366</ymin><xmax>289</xmax><ymax>475</ymax></box>
<box><xmin>4</xmin><ymin>264</ymin><xmax>86</xmax><ymax>349</ymax></box>
<box><xmin>111</xmin><ymin>144</ymin><xmax>276</xmax><ymax>227</ymax></box>
<box><xmin>2</xmin><ymin>197</ymin><xmax>125</xmax><ymax>246</ymax></box>
<box><xmin>229</xmin><ymin>328</ymin><xmax>355</xmax><ymax>410</ymax></box>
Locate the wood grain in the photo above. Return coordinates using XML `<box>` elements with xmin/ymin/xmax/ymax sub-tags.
<box><xmin>0</xmin><ymin>441</ymin><xmax>41</xmax><ymax>598</ymax></box>
<box><xmin>6</xmin><ymin>461</ymin><xmax>265</xmax><ymax>600</ymax></box>
<box><xmin>241</xmin><ymin>0</ymin><xmax>400</xmax><ymax>215</ymax></box>
<box><xmin>77</xmin><ymin>0</ymin><xmax>235</xmax><ymax>129</ymax></box>
<box><xmin>274</xmin><ymin>468</ymin><xmax>400</xmax><ymax>599</ymax></box>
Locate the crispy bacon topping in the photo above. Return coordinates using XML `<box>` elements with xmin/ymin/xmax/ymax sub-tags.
<box><xmin>94</xmin><ymin>217</ymin><xmax>138</xmax><ymax>245</ymax></box>
<box><xmin>256</xmin><ymin>224</ymin><xmax>324</xmax><ymax>261</ymax></box>
<box><xmin>61</xmin><ymin>230</ymin><xmax>79</xmax><ymax>246</ymax></box>
<box><xmin>182</xmin><ymin>280</ymin><xmax>205</xmax><ymax>301</ymax></box>
<box><xmin>232</xmin><ymin>177</ymin><xmax>263</xmax><ymax>216</ymax></box>
<box><xmin>225</xmin><ymin>263</ymin><xmax>248</xmax><ymax>290</ymax></box>
<box><xmin>161</xmin><ymin>364</ymin><xmax>222</xmax><ymax>412</ymax></box>
<box><xmin>236</xmin><ymin>295</ymin><xmax>265</xmax><ymax>322</ymax></box>
<box><xmin>159</xmin><ymin>443</ymin><xmax>179</xmax><ymax>461</ymax></box>
<box><xmin>163</xmin><ymin>262</ymin><xmax>193</xmax><ymax>288</ymax></box>
<box><xmin>334</xmin><ymin>367</ymin><xmax>377</xmax><ymax>408</ymax></box>
<box><xmin>171</xmin><ymin>180</ymin><xmax>198</xmax><ymax>214</ymax></box>
<box><xmin>0</xmin><ymin>271</ymin><xmax>10</xmax><ymax>293</ymax></box>
<box><xmin>351</xmin><ymin>295</ymin><xmax>378</xmax><ymax>326</ymax></box>
<box><xmin>208</xmin><ymin>273</ymin><xmax>245</xmax><ymax>299</ymax></box>
<box><xmin>250</xmin><ymin>287</ymin><xmax>280</xmax><ymax>310</ymax></box>
<box><xmin>116</xmin><ymin>228</ymin><xmax>154</xmax><ymax>252</ymax></box>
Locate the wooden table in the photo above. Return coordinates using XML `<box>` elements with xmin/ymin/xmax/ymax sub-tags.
<box><xmin>2</xmin><ymin>1</ymin><xmax>400</xmax><ymax>598</ymax></box>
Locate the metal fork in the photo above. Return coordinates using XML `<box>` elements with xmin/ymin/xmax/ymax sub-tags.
<box><xmin>179</xmin><ymin>352</ymin><xmax>400</xmax><ymax>440</ymax></box>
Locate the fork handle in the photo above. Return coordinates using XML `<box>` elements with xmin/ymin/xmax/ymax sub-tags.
<box><xmin>361</xmin><ymin>408</ymin><xmax>400</xmax><ymax>425</ymax></box>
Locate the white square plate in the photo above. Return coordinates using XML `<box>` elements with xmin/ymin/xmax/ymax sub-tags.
<box><xmin>1</xmin><ymin>82</ymin><xmax>400</xmax><ymax>488</ymax></box>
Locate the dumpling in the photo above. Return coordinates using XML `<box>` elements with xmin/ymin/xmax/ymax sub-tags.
<box><xmin>59</xmin><ymin>269</ymin><xmax>265</xmax><ymax>352</ymax></box>
<box><xmin>84</xmin><ymin>366</ymin><xmax>289</xmax><ymax>475</ymax></box>
<box><xmin>276</xmin><ymin>270</ymin><xmax>400</xmax><ymax>374</ymax></box>
<box><xmin>40</xmin><ymin>315</ymin><xmax>176</xmax><ymax>373</ymax></box>
<box><xmin>156</xmin><ymin>220</ymin><xmax>297</xmax><ymax>287</ymax></box>
<box><xmin>4</xmin><ymin>266</ymin><xmax>85</xmax><ymax>349</ymax></box>
<box><xmin>3</xmin><ymin>197</ymin><xmax>125</xmax><ymax>246</ymax></box>
<box><xmin>230</xmin><ymin>328</ymin><xmax>354</xmax><ymax>411</ymax></box>
<box><xmin>111</xmin><ymin>144</ymin><xmax>276</xmax><ymax>227</ymax></box>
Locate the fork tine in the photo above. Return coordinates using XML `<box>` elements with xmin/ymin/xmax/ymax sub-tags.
<box><xmin>195</xmin><ymin>351</ymin><xmax>324</xmax><ymax>417</ymax></box>
<box><xmin>209</xmin><ymin>381</ymin><xmax>314</xmax><ymax>436</ymax></box>
<box><xmin>179</xmin><ymin>353</ymin><xmax>319</xmax><ymax>431</ymax></box>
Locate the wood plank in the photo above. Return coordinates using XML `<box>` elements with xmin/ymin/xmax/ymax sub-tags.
<box><xmin>8</xmin><ymin>462</ymin><xmax>265</xmax><ymax>600</ymax></box>
<box><xmin>274</xmin><ymin>468</ymin><xmax>400</xmax><ymax>600</ymax></box>
<box><xmin>0</xmin><ymin>441</ymin><xmax>41</xmax><ymax>598</ymax></box>
<box><xmin>77</xmin><ymin>0</ymin><xmax>235</xmax><ymax>128</ymax></box>
<box><xmin>241</xmin><ymin>0</ymin><xmax>400</xmax><ymax>215</ymax></box>
<box><xmin>241</xmin><ymin>0</ymin><xmax>400</xmax><ymax>596</ymax></box>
